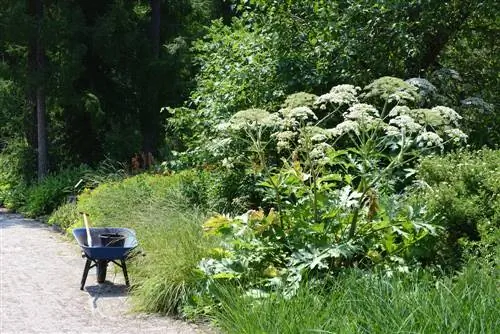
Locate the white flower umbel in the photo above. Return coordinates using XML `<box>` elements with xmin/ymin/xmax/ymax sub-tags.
<box><xmin>283</xmin><ymin>106</ymin><xmax>317</xmax><ymax>121</ymax></box>
<box><xmin>416</xmin><ymin>131</ymin><xmax>444</xmax><ymax>148</ymax></box>
<box><xmin>343</xmin><ymin>103</ymin><xmax>382</xmax><ymax>129</ymax></box>
<box><xmin>222</xmin><ymin>157</ymin><xmax>234</xmax><ymax>169</ymax></box>
<box><xmin>274</xmin><ymin>130</ymin><xmax>297</xmax><ymax>152</ymax></box>
<box><xmin>309</xmin><ymin>142</ymin><xmax>332</xmax><ymax>160</ymax></box>
<box><xmin>311</xmin><ymin>133</ymin><xmax>328</xmax><ymax>143</ymax></box>
<box><xmin>345</xmin><ymin>103</ymin><xmax>380</xmax><ymax>119</ymax></box>
<box><xmin>315</xmin><ymin>84</ymin><xmax>360</xmax><ymax>109</ymax></box>
<box><xmin>431</xmin><ymin>106</ymin><xmax>462</xmax><ymax>126</ymax></box>
<box><xmin>279</xmin><ymin>106</ymin><xmax>318</xmax><ymax>129</ymax></box>
<box><xmin>460</xmin><ymin>97</ymin><xmax>494</xmax><ymax>114</ymax></box>
<box><xmin>388</xmin><ymin>90</ymin><xmax>417</xmax><ymax>105</ymax></box>
<box><xmin>329</xmin><ymin>120</ymin><xmax>360</xmax><ymax>137</ymax></box>
<box><xmin>385</xmin><ymin>125</ymin><xmax>401</xmax><ymax>137</ymax></box>
<box><xmin>388</xmin><ymin>106</ymin><xmax>412</xmax><ymax>117</ymax></box>
<box><xmin>444</xmin><ymin>128</ymin><xmax>468</xmax><ymax>143</ymax></box>
<box><xmin>389</xmin><ymin>115</ymin><xmax>422</xmax><ymax>134</ymax></box>
<box><xmin>405</xmin><ymin>78</ymin><xmax>437</xmax><ymax>99</ymax></box>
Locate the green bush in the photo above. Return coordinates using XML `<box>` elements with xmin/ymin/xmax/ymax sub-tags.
<box><xmin>0</xmin><ymin>139</ymin><xmax>35</xmax><ymax>208</ymax></box>
<box><xmin>76</xmin><ymin>173</ymin><xmax>215</xmax><ymax>314</ymax></box>
<box><xmin>411</xmin><ymin>149</ymin><xmax>500</xmax><ymax>267</ymax></box>
<box><xmin>21</xmin><ymin>165</ymin><xmax>89</xmax><ymax>218</ymax></box>
<box><xmin>214</xmin><ymin>262</ymin><xmax>498</xmax><ymax>333</ymax></box>
<box><xmin>47</xmin><ymin>202</ymin><xmax>80</xmax><ymax>231</ymax></box>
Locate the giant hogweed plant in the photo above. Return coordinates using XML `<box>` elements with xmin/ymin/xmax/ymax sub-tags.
<box><xmin>198</xmin><ymin>77</ymin><xmax>467</xmax><ymax>295</ymax></box>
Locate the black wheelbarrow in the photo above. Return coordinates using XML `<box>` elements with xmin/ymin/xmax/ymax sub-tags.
<box><xmin>72</xmin><ymin>227</ymin><xmax>138</xmax><ymax>290</ymax></box>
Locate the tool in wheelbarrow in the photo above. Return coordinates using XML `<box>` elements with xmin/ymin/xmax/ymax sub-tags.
<box><xmin>72</xmin><ymin>213</ymin><xmax>138</xmax><ymax>290</ymax></box>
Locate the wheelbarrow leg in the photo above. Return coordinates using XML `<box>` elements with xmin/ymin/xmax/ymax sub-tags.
<box><xmin>81</xmin><ymin>258</ymin><xmax>92</xmax><ymax>290</ymax></box>
<box><xmin>121</xmin><ymin>259</ymin><xmax>130</xmax><ymax>286</ymax></box>
<box><xmin>97</xmin><ymin>260</ymin><xmax>108</xmax><ymax>283</ymax></box>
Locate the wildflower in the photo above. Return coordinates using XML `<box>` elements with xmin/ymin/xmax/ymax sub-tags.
<box><xmin>345</xmin><ymin>103</ymin><xmax>380</xmax><ymax>119</ymax></box>
<box><xmin>460</xmin><ymin>97</ymin><xmax>494</xmax><ymax>114</ymax></box>
<box><xmin>405</xmin><ymin>78</ymin><xmax>437</xmax><ymax>99</ymax></box>
<box><xmin>329</xmin><ymin>120</ymin><xmax>360</xmax><ymax>137</ymax></box>
<box><xmin>274</xmin><ymin>131</ymin><xmax>296</xmax><ymax>152</ymax></box>
<box><xmin>389</xmin><ymin>115</ymin><xmax>422</xmax><ymax>133</ymax></box>
<box><xmin>431</xmin><ymin>106</ymin><xmax>462</xmax><ymax>126</ymax></box>
<box><xmin>385</xmin><ymin>125</ymin><xmax>401</xmax><ymax>137</ymax></box>
<box><xmin>444</xmin><ymin>128</ymin><xmax>468</xmax><ymax>143</ymax></box>
<box><xmin>222</xmin><ymin>157</ymin><xmax>234</xmax><ymax>169</ymax></box>
<box><xmin>310</xmin><ymin>142</ymin><xmax>332</xmax><ymax>160</ymax></box>
<box><xmin>388</xmin><ymin>105</ymin><xmax>412</xmax><ymax>117</ymax></box>
<box><xmin>311</xmin><ymin>133</ymin><xmax>327</xmax><ymax>142</ymax></box>
<box><xmin>416</xmin><ymin>131</ymin><xmax>443</xmax><ymax>148</ymax></box>
<box><xmin>315</xmin><ymin>84</ymin><xmax>360</xmax><ymax>110</ymax></box>
<box><xmin>229</xmin><ymin>108</ymin><xmax>278</xmax><ymax>130</ymax></box>
<box><xmin>388</xmin><ymin>90</ymin><xmax>417</xmax><ymax>104</ymax></box>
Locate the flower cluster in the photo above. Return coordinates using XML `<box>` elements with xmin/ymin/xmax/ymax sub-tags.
<box><xmin>309</xmin><ymin>142</ymin><xmax>332</xmax><ymax>162</ymax></box>
<box><xmin>405</xmin><ymin>78</ymin><xmax>437</xmax><ymax>100</ymax></box>
<box><xmin>444</xmin><ymin>128</ymin><xmax>468</xmax><ymax>143</ymax></box>
<box><xmin>430</xmin><ymin>106</ymin><xmax>462</xmax><ymax>127</ymax></box>
<box><xmin>227</xmin><ymin>108</ymin><xmax>279</xmax><ymax>131</ymax></box>
<box><xmin>328</xmin><ymin>120</ymin><xmax>360</xmax><ymax>137</ymax></box>
<box><xmin>315</xmin><ymin>84</ymin><xmax>360</xmax><ymax>110</ymax></box>
<box><xmin>388</xmin><ymin>115</ymin><xmax>422</xmax><ymax>134</ymax></box>
<box><xmin>460</xmin><ymin>97</ymin><xmax>494</xmax><ymax>114</ymax></box>
<box><xmin>328</xmin><ymin>103</ymin><xmax>382</xmax><ymax>134</ymax></box>
<box><xmin>274</xmin><ymin>130</ymin><xmax>297</xmax><ymax>152</ymax></box>
<box><xmin>278</xmin><ymin>106</ymin><xmax>318</xmax><ymax>129</ymax></box>
<box><xmin>416</xmin><ymin>131</ymin><xmax>444</xmax><ymax>148</ymax></box>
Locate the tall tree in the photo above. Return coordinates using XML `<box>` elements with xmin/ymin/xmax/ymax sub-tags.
<box><xmin>28</xmin><ymin>0</ymin><xmax>48</xmax><ymax>180</ymax></box>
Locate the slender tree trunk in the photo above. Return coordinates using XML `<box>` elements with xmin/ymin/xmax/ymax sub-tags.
<box><xmin>26</xmin><ymin>0</ymin><xmax>38</xmax><ymax>153</ymax></box>
<box><xmin>28</xmin><ymin>0</ymin><xmax>48</xmax><ymax>180</ymax></box>
<box><xmin>151</xmin><ymin>0</ymin><xmax>160</xmax><ymax>59</ymax></box>
<box><xmin>140</xmin><ymin>0</ymin><xmax>161</xmax><ymax>161</ymax></box>
<box><xmin>36</xmin><ymin>85</ymin><xmax>48</xmax><ymax>179</ymax></box>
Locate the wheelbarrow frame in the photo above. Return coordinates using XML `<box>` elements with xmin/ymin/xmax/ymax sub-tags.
<box><xmin>72</xmin><ymin>227</ymin><xmax>138</xmax><ymax>290</ymax></box>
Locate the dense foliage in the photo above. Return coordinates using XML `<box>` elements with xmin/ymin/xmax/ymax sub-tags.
<box><xmin>0</xmin><ymin>1</ymin><xmax>498</xmax><ymax>332</ymax></box>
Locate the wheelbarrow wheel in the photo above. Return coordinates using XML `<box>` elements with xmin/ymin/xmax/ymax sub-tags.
<box><xmin>97</xmin><ymin>260</ymin><xmax>108</xmax><ymax>283</ymax></box>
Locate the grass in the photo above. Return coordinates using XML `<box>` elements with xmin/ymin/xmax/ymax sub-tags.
<box><xmin>214</xmin><ymin>262</ymin><xmax>499</xmax><ymax>333</ymax></box>
<box><xmin>72</xmin><ymin>172</ymin><xmax>215</xmax><ymax>314</ymax></box>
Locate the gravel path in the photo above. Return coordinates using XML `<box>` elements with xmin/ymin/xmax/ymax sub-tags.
<box><xmin>0</xmin><ymin>210</ymin><xmax>210</xmax><ymax>334</ymax></box>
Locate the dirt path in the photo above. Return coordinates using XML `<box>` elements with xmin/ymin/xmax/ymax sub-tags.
<box><xmin>0</xmin><ymin>210</ymin><xmax>210</xmax><ymax>334</ymax></box>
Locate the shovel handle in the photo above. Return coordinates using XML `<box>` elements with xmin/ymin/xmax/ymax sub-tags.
<box><xmin>81</xmin><ymin>212</ymin><xmax>93</xmax><ymax>247</ymax></box>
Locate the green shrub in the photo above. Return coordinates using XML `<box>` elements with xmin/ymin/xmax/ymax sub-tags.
<box><xmin>48</xmin><ymin>202</ymin><xmax>80</xmax><ymax>231</ymax></box>
<box><xmin>76</xmin><ymin>173</ymin><xmax>215</xmax><ymax>314</ymax></box>
<box><xmin>411</xmin><ymin>149</ymin><xmax>500</xmax><ymax>267</ymax></box>
<box><xmin>0</xmin><ymin>138</ymin><xmax>35</xmax><ymax>208</ymax></box>
<box><xmin>214</xmin><ymin>262</ymin><xmax>498</xmax><ymax>333</ymax></box>
<box><xmin>21</xmin><ymin>165</ymin><xmax>89</xmax><ymax>218</ymax></box>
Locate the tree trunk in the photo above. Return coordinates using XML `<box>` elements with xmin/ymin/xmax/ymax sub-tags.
<box><xmin>36</xmin><ymin>85</ymin><xmax>48</xmax><ymax>179</ymax></box>
<box><xmin>151</xmin><ymin>0</ymin><xmax>160</xmax><ymax>59</ymax></box>
<box><xmin>28</xmin><ymin>0</ymin><xmax>48</xmax><ymax>180</ymax></box>
<box><xmin>140</xmin><ymin>0</ymin><xmax>161</xmax><ymax>160</ymax></box>
<box><xmin>406</xmin><ymin>1</ymin><xmax>475</xmax><ymax>76</ymax></box>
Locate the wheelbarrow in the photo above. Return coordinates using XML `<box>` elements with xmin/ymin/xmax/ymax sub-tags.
<box><xmin>72</xmin><ymin>227</ymin><xmax>138</xmax><ymax>290</ymax></box>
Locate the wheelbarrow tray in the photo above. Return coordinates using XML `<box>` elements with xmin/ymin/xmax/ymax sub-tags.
<box><xmin>73</xmin><ymin>227</ymin><xmax>137</xmax><ymax>260</ymax></box>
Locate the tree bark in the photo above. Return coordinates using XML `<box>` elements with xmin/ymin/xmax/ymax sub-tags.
<box><xmin>151</xmin><ymin>0</ymin><xmax>160</xmax><ymax>59</ymax></box>
<box><xmin>140</xmin><ymin>0</ymin><xmax>161</xmax><ymax>159</ymax></box>
<box><xmin>28</xmin><ymin>0</ymin><xmax>48</xmax><ymax>180</ymax></box>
